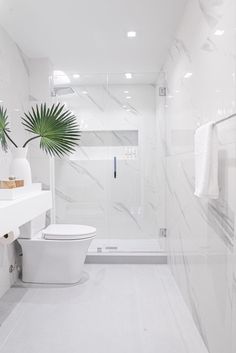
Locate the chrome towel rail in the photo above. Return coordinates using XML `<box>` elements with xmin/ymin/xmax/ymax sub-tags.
<box><xmin>214</xmin><ymin>113</ymin><xmax>236</xmax><ymax>126</ymax></box>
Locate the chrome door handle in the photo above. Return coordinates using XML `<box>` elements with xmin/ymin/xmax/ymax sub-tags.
<box><xmin>114</xmin><ymin>156</ymin><xmax>117</xmax><ymax>179</ymax></box>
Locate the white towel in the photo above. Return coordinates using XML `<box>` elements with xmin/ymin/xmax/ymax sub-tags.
<box><xmin>194</xmin><ymin>121</ymin><xmax>219</xmax><ymax>199</ymax></box>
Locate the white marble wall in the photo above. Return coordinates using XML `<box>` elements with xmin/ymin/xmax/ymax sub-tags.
<box><xmin>157</xmin><ymin>1</ymin><xmax>236</xmax><ymax>352</ymax></box>
<box><xmin>27</xmin><ymin>57</ymin><xmax>53</xmax><ymax>208</ymax></box>
<box><xmin>55</xmin><ymin>84</ymin><xmax>165</xmax><ymax>239</ymax></box>
<box><xmin>0</xmin><ymin>25</ymin><xmax>29</xmax><ymax>298</ymax></box>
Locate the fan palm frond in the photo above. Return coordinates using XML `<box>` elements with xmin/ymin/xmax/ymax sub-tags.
<box><xmin>0</xmin><ymin>106</ymin><xmax>11</xmax><ymax>152</ymax></box>
<box><xmin>22</xmin><ymin>103</ymin><xmax>80</xmax><ymax>157</ymax></box>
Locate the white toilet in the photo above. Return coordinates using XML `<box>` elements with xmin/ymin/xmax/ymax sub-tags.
<box><xmin>18</xmin><ymin>221</ymin><xmax>96</xmax><ymax>284</ymax></box>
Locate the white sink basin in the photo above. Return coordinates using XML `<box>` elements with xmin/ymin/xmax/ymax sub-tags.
<box><xmin>0</xmin><ymin>183</ymin><xmax>42</xmax><ymax>200</ymax></box>
<box><xmin>0</xmin><ymin>191</ymin><xmax>52</xmax><ymax>236</ymax></box>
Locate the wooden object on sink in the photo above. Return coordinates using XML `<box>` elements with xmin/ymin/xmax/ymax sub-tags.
<box><xmin>0</xmin><ymin>180</ymin><xmax>16</xmax><ymax>189</ymax></box>
<box><xmin>15</xmin><ymin>180</ymin><xmax>24</xmax><ymax>188</ymax></box>
<box><xmin>0</xmin><ymin>179</ymin><xmax>24</xmax><ymax>189</ymax></box>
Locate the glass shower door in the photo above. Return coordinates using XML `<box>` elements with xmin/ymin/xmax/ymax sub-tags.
<box><xmin>53</xmin><ymin>73</ymin><xmax>165</xmax><ymax>254</ymax></box>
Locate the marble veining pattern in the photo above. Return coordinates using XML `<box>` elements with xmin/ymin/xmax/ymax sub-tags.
<box><xmin>0</xmin><ymin>265</ymin><xmax>209</xmax><ymax>353</ymax></box>
<box><xmin>157</xmin><ymin>1</ymin><xmax>236</xmax><ymax>352</ymax></box>
<box><xmin>53</xmin><ymin>85</ymin><xmax>164</xmax><ymax>240</ymax></box>
<box><xmin>113</xmin><ymin>202</ymin><xmax>143</xmax><ymax>231</ymax></box>
<box><xmin>69</xmin><ymin>160</ymin><xmax>105</xmax><ymax>191</ymax></box>
<box><xmin>0</xmin><ymin>25</ymin><xmax>29</xmax><ymax>298</ymax></box>
<box><xmin>198</xmin><ymin>0</ymin><xmax>223</xmax><ymax>27</ymax></box>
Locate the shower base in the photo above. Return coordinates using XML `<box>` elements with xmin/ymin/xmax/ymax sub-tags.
<box><xmin>86</xmin><ymin>239</ymin><xmax>167</xmax><ymax>264</ymax></box>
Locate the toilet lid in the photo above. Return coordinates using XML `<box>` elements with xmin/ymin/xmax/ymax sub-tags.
<box><xmin>43</xmin><ymin>224</ymin><xmax>96</xmax><ymax>240</ymax></box>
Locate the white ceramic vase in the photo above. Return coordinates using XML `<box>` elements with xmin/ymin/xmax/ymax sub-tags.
<box><xmin>9</xmin><ymin>146</ymin><xmax>32</xmax><ymax>185</ymax></box>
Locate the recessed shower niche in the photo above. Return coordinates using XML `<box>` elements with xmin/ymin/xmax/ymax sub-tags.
<box><xmin>71</xmin><ymin>130</ymin><xmax>138</xmax><ymax>160</ymax></box>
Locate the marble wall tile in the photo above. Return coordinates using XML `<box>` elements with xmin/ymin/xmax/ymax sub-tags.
<box><xmin>157</xmin><ymin>1</ymin><xmax>236</xmax><ymax>352</ymax></box>
<box><xmin>54</xmin><ymin>85</ymin><xmax>165</xmax><ymax>240</ymax></box>
<box><xmin>0</xmin><ymin>25</ymin><xmax>29</xmax><ymax>298</ymax></box>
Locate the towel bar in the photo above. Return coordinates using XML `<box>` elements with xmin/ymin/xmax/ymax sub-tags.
<box><xmin>214</xmin><ymin>113</ymin><xmax>236</xmax><ymax>125</ymax></box>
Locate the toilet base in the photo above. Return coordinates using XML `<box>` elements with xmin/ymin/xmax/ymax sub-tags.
<box><xmin>18</xmin><ymin>235</ymin><xmax>94</xmax><ymax>284</ymax></box>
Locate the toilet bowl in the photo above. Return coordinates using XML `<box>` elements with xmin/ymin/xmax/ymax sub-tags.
<box><xmin>18</xmin><ymin>224</ymin><xmax>96</xmax><ymax>284</ymax></box>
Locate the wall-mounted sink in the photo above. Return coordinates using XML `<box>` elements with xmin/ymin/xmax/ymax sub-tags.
<box><xmin>0</xmin><ymin>191</ymin><xmax>52</xmax><ymax>236</ymax></box>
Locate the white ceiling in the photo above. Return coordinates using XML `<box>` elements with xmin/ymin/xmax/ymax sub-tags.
<box><xmin>0</xmin><ymin>0</ymin><xmax>186</xmax><ymax>76</ymax></box>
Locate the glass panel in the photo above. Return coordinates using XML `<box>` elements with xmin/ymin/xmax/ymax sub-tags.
<box><xmin>54</xmin><ymin>73</ymin><xmax>164</xmax><ymax>253</ymax></box>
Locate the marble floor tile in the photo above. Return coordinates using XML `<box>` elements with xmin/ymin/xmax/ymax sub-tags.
<box><xmin>0</xmin><ymin>265</ymin><xmax>208</xmax><ymax>353</ymax></box>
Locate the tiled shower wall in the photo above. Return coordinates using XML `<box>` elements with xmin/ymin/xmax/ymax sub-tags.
<box><xmin>0</xmin><ymin>25</ymin><xmax>29</xmax><ymax>297</ymax></box>
<box><xmin>157</xmin><ymin>1</ymin><xmax>236</xmax><ymax>352</ymax></box>
<box><xmin>55</xmin><ymin>84</ymin><xmax>166</xmax><ymax>239</ymax></box>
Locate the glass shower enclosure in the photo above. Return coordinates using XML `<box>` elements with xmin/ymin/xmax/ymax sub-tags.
<box><xmin>52</xmin><ymin>73</ymin><xmax>166</xmax><ymax>255</ymax></box>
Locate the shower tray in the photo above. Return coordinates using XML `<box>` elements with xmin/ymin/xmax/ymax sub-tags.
<box><xmin>86</xmin><ymin>238</ymin><xmax>167</xmax><ymax>264</ymax></box>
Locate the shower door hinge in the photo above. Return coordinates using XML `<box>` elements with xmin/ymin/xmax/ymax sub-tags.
<box><xmin>159</xmin><ymin>87</ymin><xmax>167</xmax><ymax>96</ymax></box>
<box><xmin>159</xmin><ymin>228</ymin><xmax>167</xmax><ymax>238</ymax></box>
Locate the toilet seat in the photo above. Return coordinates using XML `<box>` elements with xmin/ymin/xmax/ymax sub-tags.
<box><xmin>42</xmin><ymin>224</ymin><xmax>96</xmax><ymax>240</ymax></box>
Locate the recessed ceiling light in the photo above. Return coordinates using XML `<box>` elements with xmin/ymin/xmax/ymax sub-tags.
<box><xmin>127</xmin><ymin>31</ymin><xmax>136</xmax><ymax>38</ymax></box>
<box><xmin>184</xmin><ymin>72</ymin><xmax>193</xmax><ymax>78</ymax></box>
<box><xmin>73</xmin><ymin>74</ymin><xmax>80</xmax><ymax>79</ymax></box>
<box><xmin>82</xmin><ymin>91</ymin><xmax>88</xmax><ymax>95</ymax></box>
<box><xmin>126</xmin><ymin>96</ymin><xmax>132</xmax><ymax>100</ymax></box>
<box><xmin>214</xmin><ymin>29</ymin><xmax>224</xmax><ymax>36</ymax></box>
<box><xmin>0</xmin><ymin>100</ymin><xmax>3</xmax><ymax>103</ymax></box>
<box><xmin>124</xmin><ymin>90</ymin><xmax>129</xmax><ymax>94</ymax></box>
<box><xmin>125</xmin><ymin>73</ymin><xmax>132</xmax><ymax>79</ymax></box>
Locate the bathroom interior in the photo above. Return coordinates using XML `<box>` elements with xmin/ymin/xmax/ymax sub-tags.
<box><xmin>0</xmin><ymin>0</ymin><xmax>235</xmax><ymax>352</ymax></box>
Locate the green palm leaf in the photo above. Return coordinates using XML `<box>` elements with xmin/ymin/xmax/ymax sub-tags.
<box><xmin>0</xmin><ymin>106</ymin><xmax>11</xmax><ymax>152</ymax></box>
<box><xmin>22</xmin><ymin>103</ymin><xmax>80</xmax><ymax>157</ymax></box>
